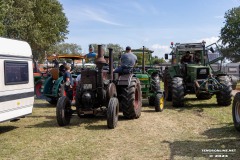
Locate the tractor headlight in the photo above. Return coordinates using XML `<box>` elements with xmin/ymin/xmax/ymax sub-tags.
<box><xmin>83</xmin><ymin>84</ymin><xmax>92</xmax><ymax>90</ymax></box>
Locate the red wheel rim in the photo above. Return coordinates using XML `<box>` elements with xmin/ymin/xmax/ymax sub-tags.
<box><xmin>35</xmin><ymin>82</ymin><xmax>42</xmax><ymax>98</ymax></box>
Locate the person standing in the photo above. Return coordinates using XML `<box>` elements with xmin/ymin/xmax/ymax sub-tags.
<box><xmin>63</xmin><ymin>65</ymin><xmax>73</xmax><ymax>101</ymax></box>
<box><xmin>114</xmin><ymin>46</ymin><xmax>137</xmax><ymax>73</ymax></box>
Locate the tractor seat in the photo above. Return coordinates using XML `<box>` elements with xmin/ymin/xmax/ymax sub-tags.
<box><xmin>50</xmin><ymin>68</ymin><xmax>59</xmax><ymax>80</ymax></box>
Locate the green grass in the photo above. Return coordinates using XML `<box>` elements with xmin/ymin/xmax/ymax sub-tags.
<box><xmin>0</xmin><ymin>95</ymin><xmax>240</xmax><ymax>160</ymax></box>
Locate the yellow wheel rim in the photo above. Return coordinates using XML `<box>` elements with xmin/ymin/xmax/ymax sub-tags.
<box><xmin>160</xmin><ymin>96</ymin><xmax>164</xmax><ymax>110</ymax></box>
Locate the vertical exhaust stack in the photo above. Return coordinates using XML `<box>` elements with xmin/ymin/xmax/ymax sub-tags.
<box><xmin>142</xmin><ymin>46</ymin><xmax>145</xmax><ymax>73</ymax></box>
<box><xmin>95</xmin><ymin>45</ymin><xmax>106</xmax><ymax>68</ymax></box>
<box><xmin>109</xmin><ymin>48</ymin><xmax>113</xmax><ymax>80</ymax></box>
<box><xmin>95</xmin><ymin>45</ymin><xmax>106</xmax><ymax>105</ymax></box>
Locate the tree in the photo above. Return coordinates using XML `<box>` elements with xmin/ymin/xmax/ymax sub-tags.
<box><xmin>220</xmin><ymin>6</ymin><xmax>240</xmax><ymax>62</ymax></box>
<box><xmin>89</xmin><ymin>43</ymin><xmax>123</xmax><ymax>61</ymax></box>
<box><xmin>48</xmin><ymin>43</ymin><xmax>82</xmax><ymax>55</ymax></box>
<box><xmin>0</xmin><ymin>0</ymin><xmax>69</xmax><ymax>61</ymax></box>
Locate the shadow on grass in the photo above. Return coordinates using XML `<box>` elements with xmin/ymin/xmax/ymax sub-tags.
<box><xmin>0</xmin><ymin>126</ymin><xmax>18</xmax><ymax>134</ymax></box>
<box><xmin>202</xmin><ymin>124</ymin><xmax>240</xmax><ymax>139</ymax></box>
<box><xmin>163</xmin><ymin>138</ymin><xmax>240</xmax><ymax>160</ymax></box>
<box><xmin>164</xmin><ymin>96</ymin><xmax>228</xmax><ymax>112</ymax></box>
<box><xmin>33</xmin><ymin>102</ymin><xmax>56</xmax><ymax>108</ymax></box>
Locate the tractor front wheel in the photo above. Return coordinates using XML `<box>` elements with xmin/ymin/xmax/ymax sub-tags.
<box><xmin>216</xmin><ymin>76</ymin><xmax>232</xmax><ymax>106</ymax></box>
<box><xmin>232</xmin><ymin>92</ymin><xmax>240</xmax><ymax>132</ymax></box>
<box><xmin>172</xmin><ymin>77</ymin><xmax>184</xmax><ymax>107</ymax></box>
<box><xmin>56</xmin><ymin>96</ymin><xmax>72</xmax><ymax>126</ymax></box>
<box><xmin>154</xmin><ymin>93</ymin><xmax>164</xmax><ymax>112</ymax></box>
<box><xmin>107</xmin><ymin>97</ymin><xmax>119</xmax><ymax>129</ymax></box>
<box><xmin>120</xmin><ymin>78</ymin><xmax>142</xmax><ymax>119</ymax></box>
<box><xmin>35</xmin><ymin>80</ymin><xmax>44</xmax><ymax>99</ymax></box>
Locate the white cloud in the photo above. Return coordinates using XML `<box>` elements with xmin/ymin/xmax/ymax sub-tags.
<box><xmin>197</xmin><ymin>36</ymin><xmax>220</xmax><ymax>45</ymax></box>
<box><xmin>214</xmin><ymin>15</ymin><xmax>224</xmax><ymax>19</ymax></box>
<box><xmin>150</xmin><ymin>44</ymin><xmax>171</xmax><ymax>58</ymax></box>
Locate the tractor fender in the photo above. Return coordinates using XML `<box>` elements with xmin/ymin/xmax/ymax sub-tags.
<box><xmin>52</xmin><ymin>77</ymin><xmax>64</xmax><ymax>97</ymax></box>
<box><xmin>43</xmin><ymin>76</ymin><xmax>53</xmax><ymax>95</ymax></box>
<box><xmin>117</xmin><ymin>74</ymin><xmax>136</xmax><ymax>86</ymax></box>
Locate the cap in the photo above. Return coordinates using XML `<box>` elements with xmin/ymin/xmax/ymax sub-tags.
<box><xmin>126</xmin><ymin>46</ymin><xmax>131</xmax><ymax>50</ymax></box>
<box><xmin>89</xmin><ymin>44</ymin><xmax>94</xmax><ymax>50</ymax></box>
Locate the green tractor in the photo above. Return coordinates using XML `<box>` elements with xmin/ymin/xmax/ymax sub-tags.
<box><xmin>43</xmin><ymin>55</ymin><xmax>84</xmax><ymax>105</ymax></box>
<box><xmin>129</xmin><ymin>46</ymin><xmax>165</xmax><ymax>112</ymax></box>
<box><xmin>164</xmin><ymin>41</ymin><xmax>236</xmax><ymax>107</ymax></box>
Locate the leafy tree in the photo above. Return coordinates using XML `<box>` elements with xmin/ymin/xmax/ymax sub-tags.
<box><xmin>0</xmin><ymin>0</ymin><xmax>69</xmax><ymax>62</ymax></box>
<box><xmin>48</xmin><ymin>43</ymin><xmax>82</xmax><ymax>55</ymax></box>
<box><xmin>153</xmin><ymin>57</ymin><xmax>166</xmax><ymax>65</ymax></box>
<box><xmin>220</xmin><ymin>6</ymin><xmax>240</xmax><ymax>62</ymax></box>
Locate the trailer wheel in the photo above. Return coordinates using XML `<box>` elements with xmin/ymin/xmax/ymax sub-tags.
<box><xmin>35</xmin><ymin>80</ymin><xmax>44</xmax><ymax>99</ymax></box>
<box><xmin>155</xmin><ymin>93</ymin><xmax>164</xmax><ymax>112</ymax></box>
<box><xmin>163</xmin><ymin>70</ymin><xmax>172</xmax><ymax>101</ymax></box>
<box><xmin>120</xmin><ymin>78</ymin><xmax>142</xmax><ymax>119</ymax></box>
<box><xmin>56</xmin><ymin>96</ymin><xmax>72</xmax><ymax>126</ymax></box>
<box><xmin>107</xmin><ymin>97</ymin><xmax>119</xmax><ymax>129</ymax></box>
<box><xmin>172</xmin><ymin>77</ymin><xmax>184</xmax><ymax>107</ymax></box>
<box><xmin>233</xmin><ymin>92</ymin><xmax>240</xmax><ymax>132</ymax></box>
<box><xmin>216</xmin><ymin>76</ymin><xmax>232</xmax><ymax>106</ymax></box>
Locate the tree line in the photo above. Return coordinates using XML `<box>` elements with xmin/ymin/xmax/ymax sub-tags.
<box><xmin>0</xmin><ymin>1</ymin><xmax>239</xmax><ymax>62</ymax></box>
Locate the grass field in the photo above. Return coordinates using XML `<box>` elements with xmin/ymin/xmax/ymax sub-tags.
<box><xmin>1</xmin><ymin>94</ymin><xmax>240</xmax><ymax>160</ymax></box>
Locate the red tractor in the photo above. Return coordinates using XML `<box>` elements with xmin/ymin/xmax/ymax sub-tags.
<box><xmin>56</xmin><ymin>45</ymin><xmax>142</xmax><ymax>129</ymax></box>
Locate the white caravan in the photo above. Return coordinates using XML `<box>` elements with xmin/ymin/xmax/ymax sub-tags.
<box><xmin>0</xmin><ymin>37</ymin><xmax>34</xmax><ymax>122</ymax></box>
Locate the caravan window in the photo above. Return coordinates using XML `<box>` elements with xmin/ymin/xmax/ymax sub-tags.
<box><xmin>4</xmin><ymin>61</ymin><xmax>29</xmax><ymax>85</ymax></box>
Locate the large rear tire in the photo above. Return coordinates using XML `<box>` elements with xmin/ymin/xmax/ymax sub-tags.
<box><xmin>172</xmin><ymin>77</ymin><xmax>184</xmax><ymax>107</ymax></box>
<box><xmin>233</xmin><ymin>92</ymin><xmax>240</xmax><ymax>132</ymax></box>
<box><xmin>163</xmin><ymin>69</ymin><xmax>172</xmax><ymax>101</ymax></box>
<box><xmin>120</xmin><ymin>78</ymin><xmax>142</xmax><ymax>119</ymax></box>
<box><xmin>107</xmin><ymin>97</ymin><xmax>119</xmax><ymax>129</ymax></box>
<box><xmin>56</xmin><ymin>96</ymin><xmax>72</xmax><ymax>126</ymax></box>
<box><xmin>216</xmin><ymin>76</ymin><xmax>232</xmax><ymax>106</ymax></box>
<box><xmin>155</xmin><ymin>93</ymin><xmax>164</xmax><ymax>112</ymax></box>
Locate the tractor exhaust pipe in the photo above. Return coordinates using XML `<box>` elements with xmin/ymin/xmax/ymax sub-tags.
<box><xmin>109</xmin><ymin>48</ymin><xmax>113</xmax><ymax>80</ymax></box>
<box><xmin>95</xmin><ymin>45</ymin><xmax>106</xmax><ymax>105</ymax></box>
<box><xmin>142</xmin><ymin>46</ymin><xmax>145</xmax><ymax>73</ymax></box>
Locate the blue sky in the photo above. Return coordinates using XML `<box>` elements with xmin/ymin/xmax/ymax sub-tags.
<box><xmin>58</xmin><ymin>0</ymin><xmax>239</xmax><ymax>58</ymax></box>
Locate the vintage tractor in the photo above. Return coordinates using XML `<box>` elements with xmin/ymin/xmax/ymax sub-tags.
<box><xmin>164</xmin><ymin>41</ymin><xmax>236</xmax><ymax>107</ymax></box>
<box><xmin>232</xmin><ymin>92</ymin><xmax>240</xmax><ymax>132</ymax></box>
<box><xmin>126</xmin><ymin>47</ymin><xmax>165</xmax><ymax>112</ymax></box>
<box><xmin>43</xmin><ymin>55</ymin><xmax>84</xmax><ymax>105</ymax></box>
<box><xmin>56</xmin><ymin>45</ymin><xmax>142</xmax><ymax>129</ymax></box>
<box><xmin>33</xmin><ymin>60</ymin><xmax>49</xmax><ymax>99</ymax></box>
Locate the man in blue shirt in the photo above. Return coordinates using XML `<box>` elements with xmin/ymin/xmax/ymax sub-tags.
<box><xmin>63</xmin><ymin>65</ymin><xmax>73</xmax><ymax>100</ymax></box>
<box><xmin>114</xmin><ymin>46</ymin><xmax>137</xmax><ymax>73</ymax></box>
<box><xmin>85</xmin><ymin>44</ymin><xmax>97</xmax><ymax>63</ymax></box>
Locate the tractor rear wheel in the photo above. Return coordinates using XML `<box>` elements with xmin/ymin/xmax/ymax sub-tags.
<box><xmin>216</xmin><ymin>76</ymin><xmax>232</xmax><ymax>106</ymax></box>
<box><xmin>232</xmin><ymin>92</ymin><xmax>240</xmax><ymax>132</ymax></box>
<box><xmin>120</xmin><ymin>78</ymin><xmax>142</xmax><ymax>119</ymax></box>
<box><xmin>56</xmin><ymin>96</ymin><xmax>72</xmax><ymax>126</ymax></box>
<box><xmin>154</xmin><ymin>93</ymin><xmax>164</xmax><ymax>112</ymax></box>
<box><xmin>164</xmin><ymin>69</ymin><xmax>172</xmax><ymax>101</ymax></box>
<box><xmin>172</xmin><ymin>77</ymin><xmax>184</xmax><ymax>107</ymax></box>
<box><xmin>107</xmin><ymin>97</ymin><xmax>119</xmax><ymax>129</ymax></box>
